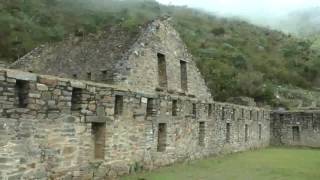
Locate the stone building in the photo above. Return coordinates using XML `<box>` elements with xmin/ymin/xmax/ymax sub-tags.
<box><xmin>11</xmin><ymin>18</ymin><xmax>211</xmax><ymax>101</ymax></box>
<box><xmin>271</xmin><ymin>110</ymin><xmax>320</xmax><ymax>147</ymax></box>
<box><xmin>0</xmin><ymin>17</ymin><xmax>318</xmax><ymax>179</ymax></box>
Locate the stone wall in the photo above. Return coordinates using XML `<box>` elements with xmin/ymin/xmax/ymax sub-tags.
<box><xmin>120</xmin><ymin>19</ymin><xmax>212</xmax><ymax>101</ymax></box>
<box><xmin>271</xmin><ymin>111</ymin><xmax>320</xmax><ymax>147</ymax></box>
<box><xmin>0</xmin><ymin>68</ymin><xmax>270</xmax><ymax>179</ymax></box>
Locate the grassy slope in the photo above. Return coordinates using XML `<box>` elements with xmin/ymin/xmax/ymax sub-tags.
<box><xmin>1</xmin><ymin>0</ymin><xmax>320</xmax><ymax>107</ymax></box>
<box><xmin>122</xmin><ymin>148</ymin><xmax>320</xmax><ymax>180</ymax></box>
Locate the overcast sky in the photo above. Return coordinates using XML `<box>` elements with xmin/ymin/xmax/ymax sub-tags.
<box><xmin>156</xmin><ymin>0</ymin><xmax>320</xmax><ymax>19</ymax></box>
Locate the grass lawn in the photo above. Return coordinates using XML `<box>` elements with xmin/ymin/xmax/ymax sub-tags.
<box><xmin>121</xmin><ymin>148</ymin><xmax>320</xmax><ymax>180</ymax></box>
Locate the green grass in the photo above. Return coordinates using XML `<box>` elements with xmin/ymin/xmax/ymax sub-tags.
<box><xmin>121</xmin><ymin>148</ymin><xmax>320</xmax><ymax>180</ymax></box>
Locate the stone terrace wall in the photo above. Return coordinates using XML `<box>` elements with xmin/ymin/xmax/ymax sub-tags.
<box><xmin>0</xmin><ymin>68</ymin><xmax>270</xmax><ymax>179</ymax></box>
<box><xmin>271</xmin><ymin>111</ymin><xmax>320</xmax><ymax>147</ymax></box>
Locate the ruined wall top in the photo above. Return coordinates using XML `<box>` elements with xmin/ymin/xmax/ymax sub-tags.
<box><xmin>0</xmin><ymin>68</ymin><xmax>268</xmax><ymax>121</ymax></box>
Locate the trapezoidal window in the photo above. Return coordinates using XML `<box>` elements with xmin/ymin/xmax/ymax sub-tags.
<box><xmin>279</xmin><ymin>114</ymin><xmax>284</xmax><ymax>120</ymax></box>
<box><xmin>71</xmin><ymin>88</ymin><xmax>82</xmax><ymax>111</ymax></box>
<box><xmin>114</xmin><ymin>95</ymin><xmax>124</xmax><ymax>116</ymax></box>
<box><xmin>101</xmin><ymin>70</ymin><xmax>107</xmax><ymax>81</ymax></box>
<box><xmin>292</xmin><ymin>126</ymin><xmax>300</xmax><ymax>142</ymax></box>
<box><xmin>232</xmin><ymin>109</ymin><xmax>236</xmax><ymax>120</ymax></box>
<box><xmin>180</xmin><ymin>60</ymin><xmax>188</xmax><ymax>91</ymax></box>
<box><xmin>222</xmin><ymin>107</ymin><xmax>225</xmax><ymax>120</ymax></box>
<box><xmin>87</xmin><ymin>72</ymin><xmax>92</xmax><ymax>80</ymax></box>
<box><xmin>258</xmin><ymin>124</ymin><xmax>262</xmax><ymax>140</ymax></box>
<box><xmin>208</xmin><ymin>104</ymin><xmax>212</xmax><ymax>117</ymax></box>
<box><xmin>199</xmin><ymin>122</ymin><xmax>205</xmax><ymax>146</ymax></box>
<box><xmin>245</xmin><ymin>124</ymin><xmax>249</xmax><ymax>142</ymax></box>
<box><xmin>157</xmin><ymin>53</ymin><xmax>167</xmax><ymax>88</ymax></box>
<box><xmin>226</xmin><ymin>123</ymin><xmax>231</xmax><ymax>143</ymax></box>
<box><xmin>157</xmin><ymin>123</ymin><xmax>167</xmax><ymax>152</ymax></box>
<box><xmin>192</xmin><ymin>103</ymin><xmax>197</xmax><ymax>118</ymax></box>
<box><xmin>16</xmin><ymin>80</ymin><xmax>29</xmax><ymax>108</ymax></box>
<box><xmin>172</xmin><ymin>100</ymin><xmax>178</xmax><ymax>116</ymax></box>
<box><xmin>312</xmin><ymin>114</ymin><xmax>317</xmax><ymax>130</ymax></box>
<box><xmin>92</xmin><ymin>122</ymin><xmax>106</xmax><ymax>159</ymax></box>
<box><xmin>146</xmin><ymin>98</ymin><xmax>155</xmax><ymax>116</ymax></box>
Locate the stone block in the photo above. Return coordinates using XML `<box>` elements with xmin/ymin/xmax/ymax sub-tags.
<box><xmin>0</xmin><ymin>75</ymin><xmax>5</xmax><ymax>81</ymax></box>
<box><xmin>88</xmin><ymin>104</ymin><xmax>96</xmax><ymax>111</ymax></box>
<box><xmin>85</xmin><ymin>116</ymin><xmax>109</xmax><ymax>123</ymax></box>
<box><xmin>61</xmin><ymin>107</ymin><xmax>71</xmax><ymax>114</ymax></box>
<box><xmin>29</xmin><ymin>93</ymin><xmax>41</xmax><ymax>98</ymax></box>
<box><xmin>6</xmin><ymin>87</ymin><xmax>15</xmax><ymax>92</ymax></box>
<box><xmin>62</xmin><ymin>91</ymin><xmax>72</xmax><ymax>96</ymax></box>
<box><xmin>58</xmin><ymin>81</ymin><xmax>68</xmax><ymax>86</ymax></box>
<box><xmin>39</xmin><ymin>77</ymin><xmax>58</xmax><ymax>87</ymax></box>
<box><xmin>6</xmin><ymin>78</ymin><xmax>16</xmax><ymax>83</ymax></box>
<box><xmin>48</xmin><ymin>112</ymin><xmax>60</xmax><ymax>119</ymax></box>
<box><xmin>6</xmin><ymin>70</ymin><xmax>37</xmax><ymax>81</ymax></box>
<box><xmin>81</xmin><ymin>110</ymin><xmax>94</xmax><ymax>116</ymax></box>
<box><xmin>37</xmin><ymin>83</ymin><xmax>48</xmax><ymax>91</ymax></box>
<box><xmin>15</xmin><ymin>108</ymin><xmax>30</xmax><ymax>113</ymax></box>
<box><xmin>59</xmin><ymin>96</ymin><xmax>72</xmax><ymax>101</ymax></box>
<box><xmin>53</xmin><ymin>89</ymin><xmax>61</xmax><ymax>96</ymax></box>
<box><xmin>8</xmin><ymin>173</ymin><xmax>23</xmax><ymax>180</ymax></box>
<box><xmin>88</xmin><ymin>87</ymin><xmax>96</xmax><ymax>93</ymax></box>
<box><xmin>48</xmin><ymin>100</ymin><xmax>56</xmax><ymax>107</ymax></box>
<box><xmin>70</xmin><ymin>81</ymin><xmax>86</xmax><ymax>89</ymax></box>
<box><xmin>141</xmin><ymin>97</ymin><xmax>148</xmax><ymax>104</ymax></box>
<box><xmin>41</xmin><ymin>92</ymin><xmax>52</xmax><ymax>100</ymax></box>
<box><xmin>36</xmin><ymin>99</ymin><xmax>46</xmax><ymax>105</ymax></box>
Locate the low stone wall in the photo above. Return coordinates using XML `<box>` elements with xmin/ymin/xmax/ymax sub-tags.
<box><xmin>0</xmin><ymin>68</ymin><xmax>270</xmax><ymax>179</ymax></box>
<box><xmin>271</xmin><ymin>111</ymin><xmax>320</xmax><ymax>147</ymax></box>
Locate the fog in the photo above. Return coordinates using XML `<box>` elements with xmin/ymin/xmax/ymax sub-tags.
<box><xmin>157</xmin><ymin>0</ymin><xmax>319</xmax><ymax>18</ymax></box>
<box><xmin>157</xmin><ymin>0</ymin><xmax>320</xmax><ymax>30</ymax></box>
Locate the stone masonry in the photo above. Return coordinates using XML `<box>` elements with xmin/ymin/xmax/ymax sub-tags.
<box><xmin>271</xmin><ymin>110</ymin><xmax>320</xmax><ymax>147</ymax></box>
<box><xmin>0</xmin><ymin>68</ymin><xmax>270</xmax><ymax>179</ymax></box>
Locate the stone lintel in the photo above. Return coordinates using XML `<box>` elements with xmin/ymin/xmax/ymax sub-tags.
<box><xmin>6</xmin><ymin>70</ymin><xmax>37</xmax><ymax>81</ymax></box>
<box><xmin>85</xmin><ymin>116</ymin><xmax>110</xmax><ymax>123</ymax></box>
<box><xmin>70</xmin><ymin>81</ymin><xmax>86</xmax><ymax>89</ymax></box>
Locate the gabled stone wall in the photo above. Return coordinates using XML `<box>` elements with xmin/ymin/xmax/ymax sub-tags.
<box><xmin>0</xmin><ymin>68</ymin><xmax>270</xmax><ymax>179</ymax></box>
<box><xmin>121</xmin><ymin>19</ymin><xmax>212</xmax><ymax>101</ymax></box>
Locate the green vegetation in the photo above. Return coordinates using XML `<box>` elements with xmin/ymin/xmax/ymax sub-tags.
<box><xmin>122</xmin><ymin>148</ymin><xmax>320</xmax><ymax>180</ymax></box>
<box><xmin>1</xmin><ymin>0</ymin><xmax>320</xmax><ymax>106</ymax></box>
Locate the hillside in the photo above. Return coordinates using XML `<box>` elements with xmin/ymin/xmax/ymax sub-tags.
<box><xmin>276</xmin><ymin>7</ymin><xmax>320</xmax><ymax>37</ymax></box>
<box><xmin>273</xmin><ymin>7</ymin><xmax>320</xmax><ymax>52</ymax></box>
<box><xmin>1</xmin><ymin>0</ymin><xmax>320</xmax><ymax>108</ymax></box>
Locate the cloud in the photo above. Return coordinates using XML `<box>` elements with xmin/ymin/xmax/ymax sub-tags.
<box><xmin>156</xmin><ymin>0</ymin><xmax>320</xmax><ymax>18</ymax></box>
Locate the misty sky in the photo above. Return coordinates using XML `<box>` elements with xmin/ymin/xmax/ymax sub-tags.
<box><xmin>157</xmin><ymin>0</ymin><xmax>320</xmax><ymax>19</ymax></box>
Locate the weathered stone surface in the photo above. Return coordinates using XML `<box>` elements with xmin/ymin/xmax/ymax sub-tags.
<box><xmin>271</xmin><ymin>111</ymin><xmax>320</xmax><ymax>147</ymax></box>
<box><xmin>36</xmin><ymin>83</ymin><xmax>48</xmax><ymax>91</ymax></box>
<box><xmin>0</xmin><ymin>76</ymin><xmax>5</xmax><ymax>81</ymax></box>
<box><xmin>38</xmin><ymin>77</ymin><xmax>58</xmax><ymax>86</ymax></box>
<box><xmin>6</xmin><ymin>70</ymin><xmax>37</xmax><ymax>81</ymax></box>
<box><xmin>70</xmin><ymin>81</ymin><xmax>86</xmax><ymax>89</ymax></box>
<box><xmin>0</xmin><ymin>66</ymin><xmax>273</xmax><ymax>179</ymax></box>
<box><xmin>29</xmin><ymin>93</ymin><xmax>41</xmax><ymax>98</ymax></box>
